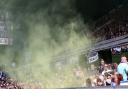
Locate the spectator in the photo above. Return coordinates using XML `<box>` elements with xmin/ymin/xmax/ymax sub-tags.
<box><xmin>117</xmin><ymin>56</ymin><xmax>128</xmax><ymax>81</ymax></box>
<box><xmin>111</xmin><ymin>63</ymin><xmax>118</xmax><ymax>72</ymax></box>
<box><xmin>105</xmin><ymin>74</ymin><xmax>112</xmax><ymax>86</ymax></box>
<box><xmin>113</xmin><ymin>47</ymin><xmax>121</xmax><ymax>54</ymax></box>
<box><xmin>96</xmin><ymin>78</ymin><xmax>104</xmax><ymax>86</ymax></box>
<box><xmin>86</xmin><ymin>78</ymin><xmax>92</xmax><ymax>87</ymax></box>
<box><xmin>102</xmin><ymin>64</ymin><xmax>112</xmax><ymax>76</ymax></box>
<box><xmin>91</xmin><ymin>76</ymin><xmax>98</xmax><ymax>86</ymax></box>
<box><xmin>111</xmin><ymin>72</ymin><xmax>123</xmax><ymax>86</ymax></box>
<box><xmin>99</xmin><ymin>59</ymin><xmax>105</xmax><ymax>74</ymax></box>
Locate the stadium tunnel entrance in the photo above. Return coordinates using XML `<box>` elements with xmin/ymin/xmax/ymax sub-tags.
<box><xmin>98</xmin><ymin>49</ymin><xmax>112</xmax><ymax>64</ymax></box>
<box><xmin>87</xmin><ymin>35</ymin><xmax>128</xmax><ymax>74</ymax></box>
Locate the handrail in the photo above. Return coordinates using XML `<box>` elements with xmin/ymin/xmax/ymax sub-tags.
<box><xmin>95</xmin><ymin>34</ymin><xmax>128</xmax><ymax>46</ymax></box>
<box><xmin>91</xmin><ymin>36</ymin><xmax>128</xmax><ymax>51</ymax></box>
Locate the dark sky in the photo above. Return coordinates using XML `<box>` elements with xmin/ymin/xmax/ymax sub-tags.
<box><xmin>75</xmin><ymin>0</ymin><xmax>128</xmax><ymax>21</ymax></box>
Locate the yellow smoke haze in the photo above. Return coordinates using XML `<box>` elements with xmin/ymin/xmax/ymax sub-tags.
<box><xmin>0</xmin><ymin>0</ymin><xmax>95</xmax><ymax>88</ymax></box>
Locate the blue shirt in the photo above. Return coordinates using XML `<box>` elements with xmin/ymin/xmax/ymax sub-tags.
<box><xmin>117</xmin><ymin>63</ymin><xmax>128</xmax><ymax>81</ymax></box>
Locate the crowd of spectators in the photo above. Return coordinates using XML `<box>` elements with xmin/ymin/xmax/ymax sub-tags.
<box><xmin>0</xmin><ymin>71</ymin><xmax>23</xmax><ymax>89</ymax></box>
<box><xmin>95</xmin><ymin>21</ymin><xmax>128</xmax><ymax>41</ymax></box>
<box><xmin>111</xmin><ymin>45</ymin><xmax>128</xmax><ymax>55</ymax></box>
<box><xmin>90</xmin><ymin>56</ymin><xmax>128</xmax><ymax>87</ymax></box>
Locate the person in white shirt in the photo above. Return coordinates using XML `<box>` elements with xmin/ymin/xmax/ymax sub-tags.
<box><xmin>117</xmin><ymin>56</ymin><xmax>128</xmax><ymax>81</ymax></box>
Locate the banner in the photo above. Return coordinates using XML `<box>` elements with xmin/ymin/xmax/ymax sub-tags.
<box><xmin>0</xmin><ymin>38</ymin><xmax>8</xmax><ymax>45</ymax></box>
<box><xmin>88</xmin><ymin>51</ymin><xmax>99</xmax><ymax>63</ymax></box>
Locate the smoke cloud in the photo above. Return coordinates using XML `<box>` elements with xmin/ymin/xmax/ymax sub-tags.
<box><xmin>0</xmin><ymin>0</ymin><xmax>94</xmax><ymax>88</ymax></box>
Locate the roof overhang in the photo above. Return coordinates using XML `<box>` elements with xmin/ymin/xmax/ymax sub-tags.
<box><xmin>91</xmin><ymin>34</ymin><xmax>128</xmax><ymax>51</ymax></box>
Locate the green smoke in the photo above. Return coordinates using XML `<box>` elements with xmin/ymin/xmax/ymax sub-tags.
<box><xmin>0</xmin><ymin>0</ymin><xmax>94</xmax><ymax>88</ymax></box>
